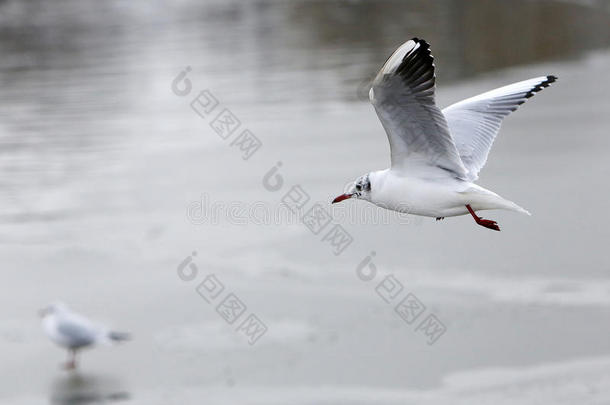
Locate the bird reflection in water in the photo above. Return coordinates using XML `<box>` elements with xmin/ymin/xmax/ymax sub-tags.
<box><xmin>49</xmin><ymin>373</ymin><xmax>130</xmax><ymax>405</ymax></box>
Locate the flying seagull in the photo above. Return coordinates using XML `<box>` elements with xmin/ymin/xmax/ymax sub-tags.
<box><xmin>332</xmin><ymin>38</ymin><xmax>556</xmax><ymax>231</ymax></box>
<box><xmin>40</xmin><ymin>302</ymin><xmax>129</xmax><ymax>369</ymax></box>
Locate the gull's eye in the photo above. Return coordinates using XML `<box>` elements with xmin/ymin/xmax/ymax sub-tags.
<box><xmin>356</xmin><ymin>184</ymin><xmax>362</xmax><ymax>191</ymax></box>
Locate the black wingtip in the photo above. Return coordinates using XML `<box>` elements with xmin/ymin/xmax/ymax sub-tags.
<box><xmin>397</xmin><ymin>38</ymin><xmax>435</xmax><ymax>79</ymax></box>
<box><xmin>405</xmin><ymin>38</ymin><xmax>432</xmax><ymax>60</ymax></box>
<box><xmin>524</xmin><ymin>75</ymin><xmax>557</xmax><ymax>99</ymax></box>
<box><xmin>410</xmin><ymin>37</ymin><xmax>429</xmax><ymax>48</ymax></box>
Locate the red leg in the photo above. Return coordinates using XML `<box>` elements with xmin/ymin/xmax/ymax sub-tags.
<box><xmin>64</xmin><ymin>349</ymin><xmax>77</xmax><ymax>370</ymax></box>
<box><xmin>466</xmin><ymin>205</ymin><xmax>500</xmax><ymax>231</ymax></box>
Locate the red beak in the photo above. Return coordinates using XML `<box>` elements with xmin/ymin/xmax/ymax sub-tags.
<box><xmin>332</xmin><ymin>193</ymin><xmax>353</xmax><ymax>204</ymax></box>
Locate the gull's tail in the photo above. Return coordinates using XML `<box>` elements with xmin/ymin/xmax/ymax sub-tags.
<box><xmin>463</xmin><ymin>186</ymin><xmax>531</xmax><ymax>216</ymax></box>
<box><xmin>503</xmin><ymin>200</ymin><xmax>531</xmax><ymax>216</ymax></box>
<box><xmin>108</xmin><ymin>331</ymin><xmax>130</xmax><ymax>343</ymax></box>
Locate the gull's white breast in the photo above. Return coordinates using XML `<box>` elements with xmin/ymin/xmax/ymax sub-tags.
<box><xmin>367</xmin><ymin>169</ymin><xmax>519</xmax><ymax>218</ymax></box>
<box><xmin>370</xmin><ymin>171</ymin><xmax>469</xmax><ymax>217</ymax></box>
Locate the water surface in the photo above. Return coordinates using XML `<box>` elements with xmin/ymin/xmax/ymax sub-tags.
<box><xmin>1</xmin><ymin>0</ymin><xmax>610</xmax><ymax>404</ymax></box>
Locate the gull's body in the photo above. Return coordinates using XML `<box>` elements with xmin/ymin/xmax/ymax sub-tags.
<box><xmin>333</xmin><ymin>38</ymin><xmax>556</xmax><ymax>230</ymax></box>
<box><xmin>365</xmin><ymin>169</ymin><xmax>525</xmax><ymax>218</ymax></box>
<box><xmin>40</xmin><ymin>302</ymin><xmax>129</xmax><ymax>369</ymax></box>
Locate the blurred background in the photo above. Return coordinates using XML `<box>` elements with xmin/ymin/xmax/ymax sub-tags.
<box><xmin>1</xmin><ymin>0</ymin><xmax>610</xmax><ymax>404</ymax></box>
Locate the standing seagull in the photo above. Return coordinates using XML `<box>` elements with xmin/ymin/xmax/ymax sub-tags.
<box><xmin>40</xmin><ymin>302</ymin><xmax>129</xmax><ymax>369</ymax></box>
<box><xmin>332</xmin><ymin>38</ymin><xmax>556</xmax><ymax>231</ymax></box>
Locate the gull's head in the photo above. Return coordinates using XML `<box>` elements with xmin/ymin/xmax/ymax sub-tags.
<box><xmin>38</xmin><ymin>301</ymin><xmax>68</xmax><ymax>318</ymax></box>
<box><xmin>332</xmin><ymin>173</ymin><xmax>372</xmax><ymax>204</ymax></box>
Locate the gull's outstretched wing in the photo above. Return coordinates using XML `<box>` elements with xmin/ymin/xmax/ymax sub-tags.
<box><xmin>370</xmin><ymin>38</ymin><xmax>468</xmax><ymax>179</ymax></box>
<box><xmin>443</xmin><ymin>76</ymin><xmax>557</xmax><ymax>181</ymax></box>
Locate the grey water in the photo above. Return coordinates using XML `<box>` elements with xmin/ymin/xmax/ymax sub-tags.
<box><xmin>1</xmin><ymin>0</ymin><xmax>610</xmax><ymax>404</ymax></box>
